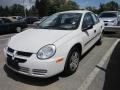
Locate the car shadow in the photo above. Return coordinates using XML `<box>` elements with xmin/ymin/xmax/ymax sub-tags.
<box><xmin>4</xmin><ymin>65</ymin><xmax>59</xmax><ymax>86</ymax></box>
<box><xmin>103</xmin><ymin>30</ymin><xmax>120</xmax><ymax>38</ymax></box>
<box><xmin>103</xmin><ymin>41</ymin><xmax>120</xmax><ymax>90</ymax></box>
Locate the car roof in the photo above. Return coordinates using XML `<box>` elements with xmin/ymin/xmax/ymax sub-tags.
<box><xmin>57</xmin><ymin>10</ymin><xmax>90</xmax><ymax>14</ymax></box>
<box><xmin>101</xmin><ymin>11</ymin><xmax>118</xmax><ymax>13</ymax></box>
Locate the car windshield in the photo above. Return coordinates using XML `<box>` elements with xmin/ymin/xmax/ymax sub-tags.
<box><xmin>39</xmin><ymin>13</ymin><xmax>82</xmax><ymax>30</ymax></box>
<box><xmin>99</xmin><ymin>12</ymin><xmax>117</xmax><ymax>18</ymax></box>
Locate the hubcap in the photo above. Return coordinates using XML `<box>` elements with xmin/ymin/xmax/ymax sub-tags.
<box><xmin>16</xmin><ymin>27</ymin><xmax>21</xmax><ymax>32</ymax></box>
<box><xmin>70</xmin><ymin>51</ymin><xmax>79</xmax><ymax>71</ymax></box>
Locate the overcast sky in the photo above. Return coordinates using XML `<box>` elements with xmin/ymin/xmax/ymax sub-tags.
<box><xmin>76</xmin><ymin>0</ymin><xmax>120</xmax><ymax>8</ymax></box>
<box><xmin>0</xmin><ymin>0</ymin><xmax>120</xmax><ymax>9</ymax></box>
<box><xmin>0</xmin><ymin>0</ymin><xmax>35</xmax><ymax>9</ymax></box>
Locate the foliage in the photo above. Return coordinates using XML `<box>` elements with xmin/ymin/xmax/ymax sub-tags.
<box><xmin>0</xmin><ymin>0</ymin><xmax>119</xmax><ymax>17</ymax></box>
<box><xmin>86</xmin><ymin>1</ymin><xmax>120</xmax><ymax>14</ymax></box>
<box><xmin>35</xmin><ymin>0</ymin><xmax>50</xmax><ymax>17</ymax></box>
<box><xmin>0</xmin><ymin>4</ymin><xmax>38</xmax><ymax>17</ymax></box>
<box><xmin>35</xmin><ymin>0</ymin><xmax>80</xmax><ymax>16</ymax></box>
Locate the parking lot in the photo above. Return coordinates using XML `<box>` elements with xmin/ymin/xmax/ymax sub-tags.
<box><xmin>0</xmin><ymin>28</ymin><xmax>119</xmax><ymax>90</ymax></box>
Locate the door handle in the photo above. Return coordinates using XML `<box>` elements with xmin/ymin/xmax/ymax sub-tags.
<box><xmin>94</xmin><ymin>30</ymin><xmax>96</xmax><ymax>33</ymax></box>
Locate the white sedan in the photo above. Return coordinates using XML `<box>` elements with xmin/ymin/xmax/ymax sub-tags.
<box><xmin>99</xmin><ymin>11</ymin><xmax>120</xmax><ymax>26</ymax></box>
<box><xmin>4</xmin><ymin>10</ymin><xmax>104</xmax><ymax>78</ymax></box>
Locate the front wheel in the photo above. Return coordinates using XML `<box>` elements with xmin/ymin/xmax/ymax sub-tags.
<box><xmin>63</xmin><ymin>47</ymin><xmax>81</xmax><ymax>75</ymax></box>
<box><xmin>96</xmin><ymin>34</ymin><xmax>103</xmax><ymax>45</ymax></box>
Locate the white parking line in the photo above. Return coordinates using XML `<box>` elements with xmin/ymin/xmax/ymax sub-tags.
<box><xmin>0</xmin><ymin>34</ymin><xmax>15</xmax><ymax>38</ymax></box>
<box><xmin>78</xmin><ymin>39</ymin><xmax>120</xmax><ymax>90</ymax></box>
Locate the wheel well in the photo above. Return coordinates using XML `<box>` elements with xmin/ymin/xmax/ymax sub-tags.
<box><xmin>71</xmin><ymin>43</ymin><xmax>82</xmax><ymax>55</ymax></box>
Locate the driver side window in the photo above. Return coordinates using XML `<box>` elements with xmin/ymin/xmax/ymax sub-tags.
<box><xmin>82</xmin><ymin>13</ymin><xmax>94</xmax><ymax>29</ymax></box>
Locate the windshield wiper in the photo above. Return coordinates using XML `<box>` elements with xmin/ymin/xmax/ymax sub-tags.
<box><xmin>39</xmin><ymin>26</ymin><xmax>69</xmax><ymax>30</ymax></box>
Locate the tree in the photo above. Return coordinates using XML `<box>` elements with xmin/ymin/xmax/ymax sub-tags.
<box><xmin>35</xmin><ymin>0</ymin><xmax>49</xmax><ymax>17</ymax></box>
<box><xmin>59</xmin><ymin>0</ymin><xmax>79</xmax><ymax>11</ymax></box>
<box><xmin>104</xmin><ymin>1</ymin><xmax>119</xmax><ymax>11</ymax></box>
<box><xmin>98</xmin><ymin>3</ymin><xmax>105</xmax><ymax>13</ymax></box>
<box><xmin>27</xmin><ymin>5</ymin><xmax>38</xmax><ymax>16</ymax></box>
<box><xmin>10</xmin><ymin>4</ymin><xmax>24</xmax><ymax>16</ymax></box>
<box><xmin>35</xmin><ymin>0</ymin><xmax>80</xmax><ymax>16</ymax></box>
<box><xmin>86</xmin><ymin>6</ymin><xmax>98</xmax><ymax>14</ymax></box>
<box><xmin>86</xmin><ymin>1</ymin><xmax>119</xmax><ymax>14</ymax></box>
<box><xmin>0</xmin><ymin>6</ymin><xmax>4</xmax><ymax>16</ymax></box>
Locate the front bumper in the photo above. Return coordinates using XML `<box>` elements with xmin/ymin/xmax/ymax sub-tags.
<box><xmin>104</xmin><ymin>21</ymin><xmax>117</xmax><ymax>26</ymax></box>
<box><xmin>4</xmin><ymin>48</ymin><xmax>64</xmax><ymax>78</ymax></box>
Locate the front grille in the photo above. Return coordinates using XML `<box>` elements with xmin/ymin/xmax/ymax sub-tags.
<box><xmin>17</xmin><ymin>51</ymin><xmax>32</xmax><ymax>57</ymax></box>
<box><xmin>7</xmin><ymin>56</ymin><xmax>19</xmax><ymax>70</ymax></box>
<box><xmin>6</xmin><ymin>47</ymin><xmax>33</xmax><ymax>74</ymax></box>
<box><xmin>104</xmin><ymin>21</ymin><xmax>108</xmax><ymax>22</ymax></box>
<box><xmin>14</xmin><ymin>58</ymin><xmax>27</xmax><ymax>63</ymax></box>
<box><xmin>7</xmin><ymin>47</ymin><xmax>14</xmax><ymax>53</ymax></box>
<box><xmin>7</xmin><ymin>47</ymin><xmax>33</xmax><ymax>57</ymax></box>
<box><xmin>32</xmin><ymin>69</ymin><xmax>47</xmax><ymax>75</ymax></box>
<box><xmin>7</xmin><ymin>54</ymin><xmax>27</xmax><ymax>63</ymax></box>
<box><xmin>7</xmin><ymin>54</ymin><xmax>12</xmax><ymax>59</ymax></box>
<box><xmin>7</xmin><ymin>54</ymin><xmax>28</xmax><ymax>73</ymax></box>
<box><xmin>19</xmin><ymin>66</ymin><xmax>29</xmax><ymax>73</ymax></box>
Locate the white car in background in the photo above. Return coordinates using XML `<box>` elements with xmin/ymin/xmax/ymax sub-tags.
<box><xmin>4</xmin><ymin>10</ymin><xmax>104</xmax><ymax>78</ymax></box>
<box><xmin>99</xmin><ymin>11</ymin><xmax>120</xmax><ymax>26</ymax></box>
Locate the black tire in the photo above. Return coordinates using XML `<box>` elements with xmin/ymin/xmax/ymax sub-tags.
<box><xmin>63</xmin><ymin>47</ymin><xmax>81</xmax><ymax>76</ymax></box>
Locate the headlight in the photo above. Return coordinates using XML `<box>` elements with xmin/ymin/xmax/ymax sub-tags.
<box><xmin>110</xmin><ymin>19</ymin><xmax>117</xmax><ymax>23</ymax></box>
<box><xmin>37</xmin><ymin>44</ymin><xmax>56</xmax><ymax>59</ymax></box>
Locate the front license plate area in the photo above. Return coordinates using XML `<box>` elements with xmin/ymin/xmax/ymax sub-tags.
<box><xmin>7</xmin><ymin>57</ymin><xmax>19</xmax><ymax>70</ymax></box>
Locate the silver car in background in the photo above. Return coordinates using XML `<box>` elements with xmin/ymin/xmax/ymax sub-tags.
<box><xmin>99</xmin><ymin>11</ymin><xmax>120</xmax><ymax>26</ymax></box>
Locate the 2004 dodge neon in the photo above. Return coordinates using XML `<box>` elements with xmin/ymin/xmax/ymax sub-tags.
<box><xmin>4</xmin><ymin>10</ymin><xmax>104</xmax><ymax>78</ymax></box>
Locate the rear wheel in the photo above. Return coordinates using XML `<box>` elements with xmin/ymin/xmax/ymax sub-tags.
<box><xmin>63</xmin><ymin>47</ymin><xmax>81</xmax><ymax>75</ymax></box>
<box><xmin>96</xmin><ymin>34</ymin><xmax>102</xmax><ymax>45</ymax></box>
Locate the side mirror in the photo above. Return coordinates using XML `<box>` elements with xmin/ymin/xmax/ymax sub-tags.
<box><xmin>82</xmin><ymin>24</ymin><xmax>93</xmax><ymax>31</ymax></box>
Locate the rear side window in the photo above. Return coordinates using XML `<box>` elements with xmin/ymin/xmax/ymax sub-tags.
<box><xmin>91</xmin><ymin>13</ymin><xmax>99</xmax><ymax>24</ymax></box>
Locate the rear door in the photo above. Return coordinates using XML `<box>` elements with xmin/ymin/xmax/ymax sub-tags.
<box><xmin>81</xmin><ymin>12</ymin><xmax>96</xmax><ymax>53</ymax></box>
<box><xmin>91</xmin><ymin>13</ymin><xmax>102</xmax><ymax>40</ymax></box>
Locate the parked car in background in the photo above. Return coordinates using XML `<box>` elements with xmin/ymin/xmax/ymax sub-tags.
<box><xmin>33</xmin><ymin>16</ymin><xmax>48</xmax><ymax>26</ymax></box>
<box><xmin>99</xmin><ymin>11</ymin><xmax>120</xmax><ymax>26</ymax></box>
<box><xmin>11</xmin><ymin>16</ymin><xmax>24</xmax><ymax>21</ymax></box>
<box><xmin>22</xmin><ymin>17</ymin><xmax>39</xmax><ymax>24</ymax></box>
<box><xmin>0</xmin><ymin>17</ymin><xmax>27</xmax><ymax>34</ymax></box>
<box><xmin>4</xmin><ymin>10</ymin><xmax>104</xmax><ymax>78</ymax></box>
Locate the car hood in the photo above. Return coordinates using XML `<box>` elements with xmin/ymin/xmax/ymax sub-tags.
<box><xmin>8</xmin><ymin>29</ymin><xmax>71</xmax><ymax>53</ymax></box>
<box><xmin>99</xmin><ymin>17</ymin><xmax>117</xmax><ymax>22</ymax></box>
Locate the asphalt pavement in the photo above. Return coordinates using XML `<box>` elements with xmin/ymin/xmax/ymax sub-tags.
<box><xmin>88</xmin><ymin>41</ymin><xmax>120</xmax><ymax>90</ymax></box>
